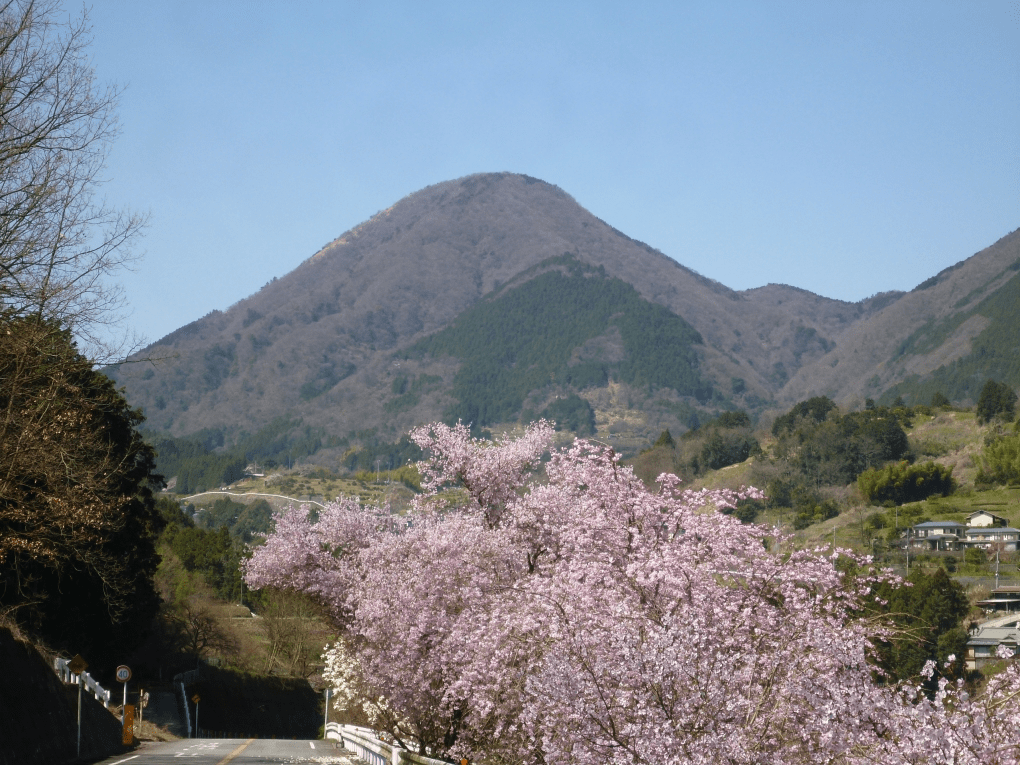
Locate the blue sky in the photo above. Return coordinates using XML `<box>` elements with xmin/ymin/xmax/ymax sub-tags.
<box><xmin>84</xmin><ymin>1</ymin><xmax>1019</xmax><ymax>346</ymax></box>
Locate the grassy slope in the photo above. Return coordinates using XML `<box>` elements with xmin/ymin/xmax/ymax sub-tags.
<box><xmin>631</xmin><ymin>410</ymin><xmax>1019</xmax><ymax>570</ymax></box>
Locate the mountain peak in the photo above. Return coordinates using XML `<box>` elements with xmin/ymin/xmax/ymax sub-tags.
<box><xmin>110</xmin><ymin>176</ymin><xmax>1019</xmax><ymax>457</ymax></box>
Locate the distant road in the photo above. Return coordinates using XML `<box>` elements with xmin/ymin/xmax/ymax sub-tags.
<box><xmin>181</xmin><ymin>490</ymin><xmax>325</xmax><ymax>509</ymax></box>
<box><xmin>89</xmin><ymin>738</ymin><xmax>352</xmax><ymax>764</ymax></box>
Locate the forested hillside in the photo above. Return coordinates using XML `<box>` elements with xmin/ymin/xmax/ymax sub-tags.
<box><xmin>407</xmin><ymin>254</ymin><xmax>708</xmax><ymax>426</ymax></box>
<box><xmin>881</xmin><ymin>265</ymin><xmax>1020</xmax><ymax>404</ymax></box>
<box><xmin>781</xmin><ymin>227</ymin><xmax>1020</xmax><ymax>406</ymax></box>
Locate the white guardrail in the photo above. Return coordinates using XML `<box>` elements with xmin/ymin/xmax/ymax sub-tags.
<box><xmin>54</xmin><ymin>657</ymin><xmax>111</xmax><ymax>708</ymax></box>
<box><xmin>173</xmin><ymin>669</ymin><xmax>200</xmax><ymax>738</ymax></box>
<box><xmin>325</xmin><ymin>723</ymin><xmax>450</xmax><ymax>765</ymax></box>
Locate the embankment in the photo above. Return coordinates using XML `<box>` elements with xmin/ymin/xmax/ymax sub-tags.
<box><xmin>0</xmin><ymin>626</ymin><xmax>124</xmax><ymax>765</ymax></box>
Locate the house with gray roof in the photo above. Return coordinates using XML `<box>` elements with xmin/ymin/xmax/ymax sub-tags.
<box><xmin>966</xmin><ymin>613</ymin><xmax>1020</xmax><ymax>671</ymax></box>
<box><xmin>909</xmin><ymin>520</ymin><xmax>967</xmax><ymax>551</ymax></box>
<box><xmin>963</xmin><ymin>526</ymin><xmax>1020</xmax><ymax>552</ymax></box>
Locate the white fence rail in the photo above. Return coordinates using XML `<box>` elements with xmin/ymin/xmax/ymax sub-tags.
<box><xmin>173</xmin><ymin>669</ymin><xmax>200</xmax><ymax>738</ymax></box>
<box><xmin>53</xmin><ymin>657</ymin><xmax>111</xmax><ymax>708</ymax></box>
<box><xmin>325</xmin><ymin>723</ymin><xmax>449</xmax><ymax>765</ymax></box>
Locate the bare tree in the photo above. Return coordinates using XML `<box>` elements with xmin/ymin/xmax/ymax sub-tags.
<box><xmin>0</xmin><ymin>0</ymin><xmax>146</xmax><ymax>359</ymax></box>
<box><xmin>174</xmin><ymin>598</ymin><xmax>238</xmax><ymax>665</ymax></box>
<box><xmin>259</xmin><ymin>588</ymin><xmax>327</xmax><ymax>678</ymax></box>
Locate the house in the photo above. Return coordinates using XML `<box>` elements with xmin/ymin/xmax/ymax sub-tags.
<box><xmin>965</xmin><ymin>613</ymin><xmax>1020</xmax><ymax>671</ymax></box>
<box><xmin>966</xmin><ymin>509</ymin><xmax>1008</xmax><ymax>528</ymax></box>
<box><xmin>963</xmin><ymin>527</ymin><xmax>1020</xmax><ymax>552</ymax></box>
<box><xmin>909</xmin><ymin>521</ymin><xmax>967</xmax><ymax>551</ymax></box>
<box><xmin>976</xmin><ymin>587</ymin><xmax>1020</xmax><ymax>613</ymax></box>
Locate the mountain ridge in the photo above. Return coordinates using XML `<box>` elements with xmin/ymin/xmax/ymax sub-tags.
<box><xmin>109</xmin><ymin>173</ymin><xmax>1019</xmax><ymax>454</ymax></box>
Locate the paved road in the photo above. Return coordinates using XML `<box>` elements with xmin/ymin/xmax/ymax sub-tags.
<box><xmin>89</xmin><ymin>738</ymin><xmax>356</xmax><ymax>765</ymax></box>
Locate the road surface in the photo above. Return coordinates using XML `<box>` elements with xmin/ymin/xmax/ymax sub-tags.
<box><xmin>88</xmin><ymin>738</ymin><xmax>355</xmax><ymax>765</ymax></box>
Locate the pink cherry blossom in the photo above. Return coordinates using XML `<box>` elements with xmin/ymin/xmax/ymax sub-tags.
<box><xmin>245</xmin><ymin>423</ymin><xmax>1020</xmax><ymax>765</ymax></box>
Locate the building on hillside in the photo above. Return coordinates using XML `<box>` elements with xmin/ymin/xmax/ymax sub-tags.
<box><xmin>976</xmin><ymin>587</ymin><xmax>1020</xmax><ymax>613</ymax></box>
<box><xmin>963</xmin><ymin>527</ymin><xmax>1020</xmax><ymax>552</ymax></box>
<box><xmin>966</xmin><ymin>509</ymin><xmax>1009</xmax><ymax>528</ymax></box>
<box><xmin>909</xmin><ymin>521</ymin><xmax>967</xmax><ymax>551</ymax></box>
<box><xmin>965</xmin><ymin>614</ymin><xmax>1020</xmax><ymax>671</ymax></box>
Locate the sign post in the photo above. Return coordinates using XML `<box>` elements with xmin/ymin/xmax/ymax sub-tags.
<box><xmin>115</xmin><ymin>665</ymin><xmax>132</xmax><ymax>724</ymax></box>
<box><xmin>139</xmin><ymin>689</ymin><xmax>149</xmax><ymax>732</ymax></box>
<box><xmin>68</xmin><ymin>655</ymin><xmax>87</xmax><ymax>759</ymax></box>
<box><xmin>192</xmin><ymin>694</ymin><xmax>201</xmax><ymax>738</ymax></box>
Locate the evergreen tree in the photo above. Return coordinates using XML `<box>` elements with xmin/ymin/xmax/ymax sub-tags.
<box><xmin>872</xmin><ymin>568</ymin><xmax>970</xmax><ymax>688</ymax></box>
<box><xmin>976</xmin><ymin>379</ymin><xmax>1017</xmax><ymax>424</ymax></box>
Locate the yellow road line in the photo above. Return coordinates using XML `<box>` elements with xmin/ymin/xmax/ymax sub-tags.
<box><xmin>215</xmin><ymin>739</ymin><xmax>255</xmax><ymax>764</ymax></box>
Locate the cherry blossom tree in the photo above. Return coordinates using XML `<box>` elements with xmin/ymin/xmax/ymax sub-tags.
<box><xmin>244</xmin><ymin>422</ymin><xmax>1020</xmax><ymax>764</ymax></box>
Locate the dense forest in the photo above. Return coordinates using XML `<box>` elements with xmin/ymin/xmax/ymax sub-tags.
<box><xmin>406</xmin><ymin>254</ymin><xmax>710</xmax><ymax>427</ymax></box>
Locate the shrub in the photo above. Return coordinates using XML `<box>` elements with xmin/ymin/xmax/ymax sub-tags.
<box><xmin>720</xmin><ymin>497</ymin><xmax>764</xmax><ymax>524</ymax></box>
<box><xmin>697</xmin><ymin>431</ymin><xmax>759</xmax><ymax>471</ymax></box>
<box><xmin>964</xmin><ymin>548</ymin><xmax>986</xmax><ymax>566</ymax></box>
<box><xmin>976</xmin><ymin>432</ymin><xmax>1020</xmax><ymax>485</ymax></box>
<box><xmin>792</xmin><ymin>496</ymin><xmax>840</xmax><ymax>529</ymax></box>
<box><xmin>865</xmin><ymin>512</ymin><xmax>887</xmax><ymax>530</ymax></box>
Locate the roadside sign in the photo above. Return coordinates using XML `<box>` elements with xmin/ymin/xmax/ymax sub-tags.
<box><xmin>68</xmin><ymin>654</ymin><xmax>87</xmax><ymax>674</ymax></box>
<box><xmin>115</xmin><ymin>665</ymin><xmax>132</xmax><ymax>683</ymax></box>
<box><xmin>140</xmin><ymin>690</ymin><xmax>150</xmax><ymax>708</ymax></box>
<box><xmin>192</xmin><ymin>694</ymin><xmax>201</xmax><ymax>737</ymax></box>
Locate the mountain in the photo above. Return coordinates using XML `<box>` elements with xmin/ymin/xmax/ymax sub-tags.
<box><xmin>781</xmin><ymin>229</ymin><xmax>1020</xmax><ymax>406</ymax></box>
<box><xmin>107</xmin><ymin>173</ymin><xmax>1019</xmax><ymax>457</ymax></box>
